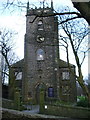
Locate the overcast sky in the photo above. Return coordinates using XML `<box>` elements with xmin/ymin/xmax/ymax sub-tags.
<box><xmin>0</xmin><ymin>0</ymin><xmax>88</xmax><ymax>78</ymax></box>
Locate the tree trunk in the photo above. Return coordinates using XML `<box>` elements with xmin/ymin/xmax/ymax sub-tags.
<box><xmin>68</xmin><ymin>33</ymin><xmax>90</xmax><ymax>104</ymax></box>
<box><xmin>77</xmin><ymin>73</ymin><xmax>90</xmax><ymax>104</ymax></box>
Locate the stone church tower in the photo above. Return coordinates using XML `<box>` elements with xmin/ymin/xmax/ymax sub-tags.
<box><xmin>22</xmin><ymin>1</ymin><xmax>59</xmax><ymax>103</ymax></box>
<box><xmin>9</xmin><ymin>1</ymin><xmax>77</xmax><ymax>104</ymax></box>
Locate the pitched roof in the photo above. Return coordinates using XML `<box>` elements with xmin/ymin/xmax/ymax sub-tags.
<box><xmin>10</xmin><ymin>58</ymin><xmax>75</xmax><ymax>69</ymax></box>
<box><xmin>59</xmin><ymin>59</ymin><xmax>75</xmax><ymax>68</ymax></box>
<box><xmin>11</xmin><ymin>59</ymin><xmax>24</xmax><ymax>68</ymax></box>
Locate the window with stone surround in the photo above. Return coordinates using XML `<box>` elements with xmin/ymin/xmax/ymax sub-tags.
<box><xmin>37</xmin><ymin>49</ymin><xmax>44</xmax><ymax>61</ymax></box>
<box><xmin>15</xmin><ymin>72</ymin><xmax>22</xmax><ymax>80</ymax></box>
<box><xmin>62</xmin><ymin>85</ymin><xmax>70</xmax><ymax>95</ymax></box>
<box><xmin>62</xmin><ymin>71</ymin><xmax>70</xmax><ymax>80</ymax></box>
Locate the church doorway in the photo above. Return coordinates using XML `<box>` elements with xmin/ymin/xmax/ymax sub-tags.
<box><xmin>35</xmin><ymin>83</ymin><xmax>46</xmax><ymax>104</ymax></box>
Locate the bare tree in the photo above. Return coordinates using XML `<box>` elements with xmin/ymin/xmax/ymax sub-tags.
<box><xmin>59</xmin><ymin>12</ymin><xmax>90</xmax><ymax>103</ymax></box>
<box><xmin>0</xmin><ymin>29</ymin><xmax>19</xmax><ymax>84</ymax></box>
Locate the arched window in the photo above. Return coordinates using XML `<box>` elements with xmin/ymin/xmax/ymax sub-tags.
<box><xmin>36</xmin><ymin>49</ymin><xmax>44</xmax><ymax>61</ymax></box>
<box><xmin>38</xmin><ymin>20</ymin><xmax>43</xmax><ymax>25</ymax></box>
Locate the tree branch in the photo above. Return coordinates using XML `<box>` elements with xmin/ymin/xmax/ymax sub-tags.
<box><xmin>29</xmin><ymin>11</ymin><xmax>82</xmax><ymax>23</ymax></box>
<box><xmin>60</xmin><ymin>16</ymin><xmax>82</xmax><ymax>24</ymax></box>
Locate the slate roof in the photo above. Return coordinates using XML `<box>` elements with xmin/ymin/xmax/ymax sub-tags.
<box><xmin>11</xmin><ymin>58</ymin><xmax>75</xmax><ymax>69</ymax></box>
<box><xmin>11</xmin><ymin>59</ymin><xmax>24</xmax><ymax>68</ymax></box>
<box><xmin>59</xmin><ymin>59</ymin><xmax>75</xmax><ymax>68</ymax></box>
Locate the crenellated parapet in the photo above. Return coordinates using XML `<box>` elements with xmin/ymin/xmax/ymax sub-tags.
<box><xmin>26</xmin><ymin>1</ymin><xmax>54</xmax><ymax>16</ymax></box>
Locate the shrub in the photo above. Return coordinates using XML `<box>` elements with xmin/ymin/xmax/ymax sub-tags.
<box><xmin>77</xmin><ymin>96</ymin><xmax>89</xmax><ymax>107</ymax></box>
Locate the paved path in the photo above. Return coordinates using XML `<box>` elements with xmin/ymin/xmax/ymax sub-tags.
<box><xmin>22</xmin><ymin>105</ymin><xmax>39</xmax><ymax>114</ymax></box>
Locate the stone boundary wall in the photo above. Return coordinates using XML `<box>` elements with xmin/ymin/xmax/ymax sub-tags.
<box><xmin>2</xmin><ymin>98</ymin><xmax>14</xmax><ymax>109</ymax></box>
<box><xmin>2</xmin><ymin>108</ymin><xmax>62</xmax><ymax>119</ymax></box>
<box><xmin>40</xmin><ymin>104</ymin><xmax>90</xmax><ymax>119</ymax></box>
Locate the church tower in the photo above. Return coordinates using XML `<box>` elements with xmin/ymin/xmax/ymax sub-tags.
<box><xmin>22</xmin><ymin>1</ymin><xmax>59</xmax><ymax>103</ymax></box>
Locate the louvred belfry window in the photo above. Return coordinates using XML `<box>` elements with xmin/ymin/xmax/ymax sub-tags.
<box><xmin>38</xmin><ymin>20</ymin><xmax>43</xmax><ymax>30</ymax></box>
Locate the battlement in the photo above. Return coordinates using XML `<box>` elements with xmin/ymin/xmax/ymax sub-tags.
<box><xmin>26</xmin><ymin>1</ymin><xmax>54</xmax><ymax>16</ymax></box>
<box><xmin>27</xmin><ymin>7</ymin><xmax>54</xmax><ymax>16</ymax></box>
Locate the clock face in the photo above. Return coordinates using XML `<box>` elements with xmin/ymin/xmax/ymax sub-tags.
<box><xmin>37</xmin><ymin>35</ymin><xmax>45</xmax><ymax>42</ymax></box>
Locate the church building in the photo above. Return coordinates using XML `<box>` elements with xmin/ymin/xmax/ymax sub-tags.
<box><xmin>9</xmin><ymin>1</ymin><xmax>77</xmax><ymax>104</ymax></box>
